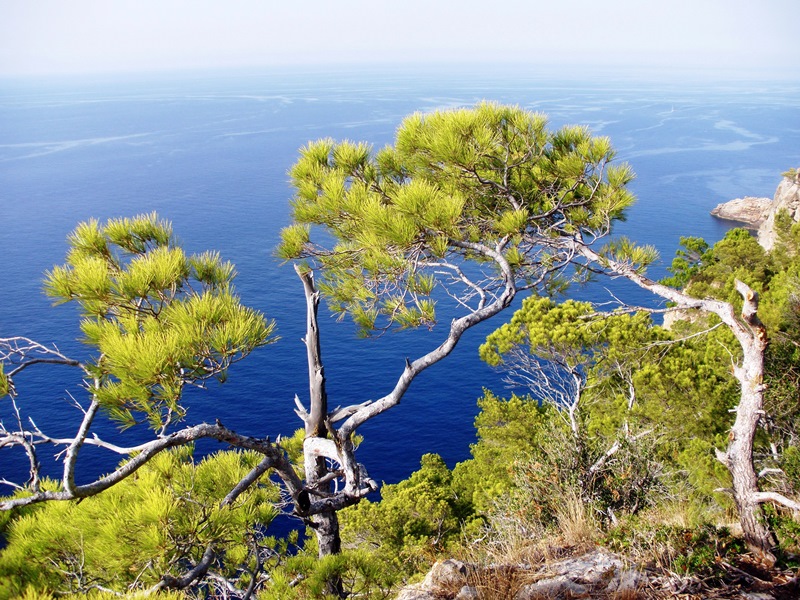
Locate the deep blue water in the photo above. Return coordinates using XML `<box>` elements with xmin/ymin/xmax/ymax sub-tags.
<box><xmin>2</xmin><ymin>66</ymin><xmax>799</xmax><ymax>491</ymax></box>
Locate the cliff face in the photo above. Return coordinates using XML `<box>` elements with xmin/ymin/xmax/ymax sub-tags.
<box><xmin>758</xmin><ymin>168</ymin><xmax>800</xmax><ymax>251</ymax></box>
<box><xmin>708</xmin><ymin>170</ymin><xmax>800</xmax><ymax>251</ymax></box>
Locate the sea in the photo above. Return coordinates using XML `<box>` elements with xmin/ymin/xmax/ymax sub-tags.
<box><xmin>2</xmin><ymin>65</ymin><xmax>799</xmax><ymax>493</ymax></box>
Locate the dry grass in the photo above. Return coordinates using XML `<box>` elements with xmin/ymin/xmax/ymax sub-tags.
<box><xmin>554</xmin><ymin>490</ymin><xmax>600</xmax><ymax>548</ymax></box>
<box><xmin>442</xmin><ymin>492</ymin><xmax>756</xmax><ymax>599</ymax></box>
<box><xmin>467</xmin><ymin>564</ymin><xmax>531</xmax><ymax>600</ymax></box>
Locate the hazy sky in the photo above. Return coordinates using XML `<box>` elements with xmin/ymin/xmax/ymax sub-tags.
<box><xmin>2</xmin><ymin>0</ymin><xmax>798</xmax><ymax>77</ymax></box>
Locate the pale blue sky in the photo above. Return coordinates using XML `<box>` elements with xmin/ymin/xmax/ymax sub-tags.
<box><xmin>2</xmin><ymin>0</ymin><xmax>798</xmax><ymax>77</ymax></box>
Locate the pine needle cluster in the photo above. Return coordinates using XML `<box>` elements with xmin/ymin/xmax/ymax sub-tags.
<box><xmin>279</xmin><ymin>102</ymin><xmax>637</xmax><ymax>336</ymax></box>
<box><xmin>43</xmin><ymin>212</ymin><xmax>276</xmax><ymax>430</ymax></box>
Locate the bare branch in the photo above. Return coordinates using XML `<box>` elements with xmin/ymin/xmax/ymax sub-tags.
<box><xmin>336</xmin><ymin>239</ymin><xmax>517</xmax><ymax>438</ymax></box>
<box><xmin>758</xmin><ymin>467</ymin><xmax>784</xmax><ymax>479</ymax></box>
<box><xmin>328</xmin><ymin>400</ymin><xmax>372</xmax><ymax>423</ymax></box>
<box><xmin>221</xmin><ymin>455</ymin><xmax>277</xmax><ymax>508</ymax></box>
<box><xmin>0</xmin><ymin>336</ymin><xmax>85</xmax><ymax>378</ymax></box>
<box><xmin>426</xmin><ymin>260</ymin><xmax>488</xmax><ymax>311</ymax></box>
<box><xmin>0</xmin><ymin>423</ymin><xmax>301</xmax><ymax>511</ymax></box>
<box><xmin>150</xmin><ymin>543</ymin><xmax>216</xmax><ymax>592</ymax></box>
<box><xmin>752</xmin><ymin>491</ymin><xmax>800</xmax><ymax>512</ymax></box>
<box><xmin>293</xmin><ymin>394</ymin><xmax>310</xmax><ymax>424</ymax></box>
<box><xmin>63</xmin><ymin>390</ymin><xmax>101</xmax><ymax>495</ymax></box>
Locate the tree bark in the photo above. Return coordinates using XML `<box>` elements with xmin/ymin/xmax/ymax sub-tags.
<box><xmin>718</xmin><ymin>281</ymin><xmax>777</xmax><ymax>564</ymax></box>
<box><xmin>296</xmin><ymin>267</ymin><xmax>345</xmax><ymax>595</ymax></box>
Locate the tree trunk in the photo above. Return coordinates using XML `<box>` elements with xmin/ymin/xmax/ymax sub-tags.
<box><xmin>729</xmin><ymin>441</ymin><xmax>777</xmax><ymax>564</ymax></box>
<box><xmin>720</xmin><ymin>283</ymin><xmax>777</xmax><ymax>564</ymax></box>
<box><xmin>573</xmin><ymin>243</ymin><xmax>781</xmax><ymax>563</ymax></box>
<box><xmin>296</xmin><ymin>268</ymin><xmax>345</xmax><ymax>595</ymax></box>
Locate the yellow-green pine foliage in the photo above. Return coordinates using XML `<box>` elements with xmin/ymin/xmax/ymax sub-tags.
<box><xmin>599</xmin><ymin>236</ymin><xmax>660</xmax><ymax>274</ymax></box>
<box><xmin>257</xmin><ymin>548</ymin><xmax>400</xmax><ymax>600</ymax></box>
<box><xmin>451</xmin><ymin>390</ymin><xmax>555</xmax><ymax>513</ymax></box>
<box><xmin>279</xmin><ymin>103</ymin><xmax>636</xmax><ymax>335</ymax></box>
<box><xmin>0</xmin><ymin>363</ymin><xmax>8</xmax><ymax>398</ymax></box>
<box><xmin>339</xmin><ymin>454</ymin><xmax>471</xmax><ymax>577</ymax></box>
<box><xmin>42</xmin><ymin>213</ymin><xmax>277</xmax><ymax>430</ymax></box>
<box><xmin>0</xmin><ymin>449</ymin><xmax>279</xmax><ymax>598</ymax></box>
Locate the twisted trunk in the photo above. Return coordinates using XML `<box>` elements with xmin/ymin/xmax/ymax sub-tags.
<box><xmin>718</xmin><ymin>282</ymin><xmax>777</xmax><ymax>564</ymax></box>
<box><xmin>573</xmin><ymin>242</ymin><xmax>779</xmax><ymax>564</ymax></box>
<box><xmin>290</xmin><ymin>242</ymin><xmax>517</xmax><ymax>593</ymax></box>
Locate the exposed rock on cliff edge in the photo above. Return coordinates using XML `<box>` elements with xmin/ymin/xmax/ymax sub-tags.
<box><xmin>758</xmin><ymin>168</ymin><xmax>800</xmax><ymax>251</ymax></box>
<box><xmin>395</xmin><ymin>550</ymin><xmax>800</xmax><ymax>599</ymax></box>
<box><xmin>710</xmin><ymin>197</ymin><xmax>772</xmax><ymax>228</ymax></box>
<box><xmin>709</xmin><ymin>169</ymin><xmax>800</xmax><ymax>251</ymax></box>
<box><xmin>394</xmin><ymin>552</ymin><xmax>642</xmax><ymax>600</ymax></box>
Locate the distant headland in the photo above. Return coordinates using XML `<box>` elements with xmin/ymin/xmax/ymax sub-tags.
<box><xmin>711</xmin><ymin>168</ymin><xmax>800</xmax><ymax>250</ymax></box>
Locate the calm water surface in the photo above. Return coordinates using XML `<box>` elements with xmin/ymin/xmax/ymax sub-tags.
<box><xmin>2</xmin><ymin>66</ymin><xmax>799</xmax><ymax>489</ymax></box>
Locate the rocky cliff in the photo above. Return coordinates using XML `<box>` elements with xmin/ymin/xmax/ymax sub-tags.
<box><xmin>710</xmin><ymin>169</ymin><xmax>800</xmax><ymax>251</ymax></box>
<box><xmin>393</xmin><ymin>550</ymin><xmax>800</xmax><ymax>598</ymax></box>
<box><xmin>758</xmin><ymin>168</ymin><xmax>800</xmax><ymax>251</ymax></box>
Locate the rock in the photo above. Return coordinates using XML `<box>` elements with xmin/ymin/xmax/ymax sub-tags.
<box><xmin>394</xmin><ymin>589</ymin><xmax>438</xmax><ymax>600</ymax></box>
<box><xmin>758</xmin><ymin>168</ymin><xmax>800</xmax><ymax>251</ymax></box>
<box><xmin>394</xmin><ymin>549</ymin><xmax>643</xmax><ymax>600</ymax></box>
<box><xmin>515</xmin><ymin>549</ymin><xmax>640</xmax><ymax>599</ymax></box>
<box><xmin>608</xmin><ymin>567</ymin><xmax>643</xmax><ymax>593</ymax></box>
<box><xmin>515</xmin><ymin>575</ymin><xmax>588</xmax><ymax>599</ymax></box>
<box><xmin>421</xmin><ymin>559</ymin><xmax>469</xmax><ymax>592</ymax></box>
<box><xmin>395</xmin><ymin>559</ymin><xmax>470</xmax><ymax>600</ymax></box>
<box><xmin>455</xmin><ymin>585</ymin><xmax>479</xmax><ymax>599</ymax></box>
<box><xmin>707</xmin><ymin>169</ymin><xmax>800</xmax><ymax>252</ymax></box>
<box><xmin>710</xmin><ymin>196</ymin><xmax>772</xmax><ymax>228</ymax></box>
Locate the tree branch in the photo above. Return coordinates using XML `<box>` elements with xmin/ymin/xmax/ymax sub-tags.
<box><xmin>150</xmin><ymin>543</ymin><xmax>216</xmax><ymax>592</ymax></box>
<box><xmin>221</xmin><ymin>455</ymin><xmax>277</xmax><ymax>508</ymax></box>
<box><xmin>752</xmin><ymin>491</ymin><xmax>800</xmax><ymax>512</ymax></box>
<box><xmin>62</xmin><ymin>391</ymin><xmax>101</xmax><ymax>495</ymax></box>
<box><xmin>337</xmin><ymin>239</ymin><xmax>517</xmax><ymax>438</ymax></box>
<box><xmin>0</xmin><ymin>423</ymin><xmax>301</xmax><ymax>511</ymax></box>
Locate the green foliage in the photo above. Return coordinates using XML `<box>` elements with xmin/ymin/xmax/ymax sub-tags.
<box><xmin>762</xmin><ymin>338</ymin><xmax>800</xmax><ymax>494</ymax></box>
<box><xmin>1</xmin><ymin>589</ymin><xmax>186</xmax><ymax>600</ymax></box>
<box><xmin>630</xmin><ymin>326</ymin><xmax>739</xmax><ymax>444</ymax></box>
<box><xmin>340</xmin><ymin>454</ymin><xmax>472</xmax><ymax>577</ymax></box>
<box><xmin>764</xmin><ymin>504</ymin><xmax>800</xmax><ymax>558</ymax></box>
<box><xmin>280</xmin><ymin>102</ymin><xmax>636</xmax><ymax>335</ymax></box>
<box><xmin>42</xmin><ymin>213</ymin><xmax>276</xmax><ymax>430</ymax></box>
<box><xmin>452</xmin><ymin>391</ymin><xmax>553</xmax><ymax>512</ymax></box>
<box><xmin>478</xmin><ymin>274</ymin><xmax>744</xmax><ymax>519</ymax></box>
<box><xmin>0</xmin><ymin>449</ymin><xmax>280</xmax><ymax>598</ymax></box>
<box><xmin>259</xmin><ymin>549</ymin><xmax>398</xmax><ymax>600</ymax></box>
<box><xmin>672</xmin><ymin>228</ymin><xmax>770</xmax><ymax>304</ymax></box>
<box><xmin>498</xmin><ymin>410</ymin><xmax>663</xmax><ymax>528</ymax></box>
<box><xmin>480</xmin><ymin>296</ymin><xmax>658</xmax><ymax>380</ymax></box>
<box><xmin>599</xmin><ymin>236</ymin><xmax>660</xmax><ymax>275</ymax></box>
<box><xmin>781</xmin><ymin>167</ymin><xmax>800</xmax><ymax>180</ymax></box>
<box><xmin>479</xmin><ymin>295</ymin><xmax>690</xmax><ymax>444</ymax></box>
<box><xmin>0</xmin><ymin>363</ymin><xmax>8</xmax><ymax>398</ymax></box>
<box><xmin>662</xmin><ymin>236</ymin><xmax>710</xmax><ymax>289</ymax></box>
<box><xmin>658</xmin><ymin>221</ymin><xmax>800</xmax><ymax>511</ymax></box>
<box><xmin>453</xmin><ymin>389</ymin><xmax>664</xmax><ymax>540</ymax></box>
